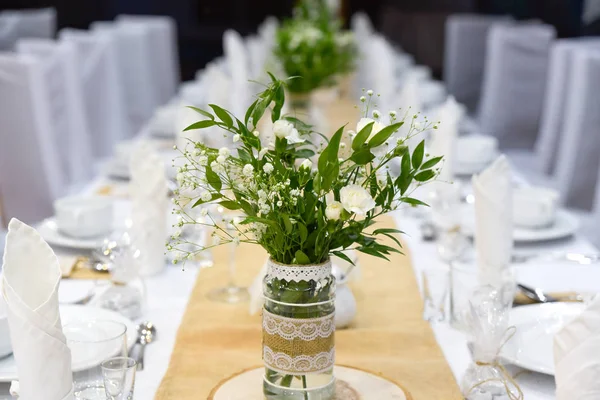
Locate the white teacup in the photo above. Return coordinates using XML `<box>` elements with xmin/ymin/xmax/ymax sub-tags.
<box><xmin>513</xmin><ymin>187</ymin><xmax>559</xmax><ymax>228</ymax></box>
<box><xmin>54</xmin><ymin>196</ymin><xmax>114</xmax><ymax>238</ymax></box>
<box><xmin>456</xmin><ymin>135</ymin><xmax>498</xmax><ymax>166</ymax></box>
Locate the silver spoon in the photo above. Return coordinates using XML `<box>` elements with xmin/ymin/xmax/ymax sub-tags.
<box><xmin>134</xmin><ymin>321</ymin><xmax>156</xmax><ymax>371</ymax></box>
<box><xmin>517</xmin><ymin>284</ymin><xmax>558</xmax><ymax>303</ymax></box>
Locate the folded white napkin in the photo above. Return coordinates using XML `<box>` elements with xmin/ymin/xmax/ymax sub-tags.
<box><xmin>472</xmin><ymin>155</ymin><xmax>513</xmax><ymax>284</ymax></box>
<box><xmin>429</xmin><ymin>96</ymin><xmax>463</xmax><ymax>181</ymax></box>
<box><xmin>554</xmin><ymin>297</ymin><xmax>600</xmax><ymax>400</ymax></box>
<box><xmin>130</xmin><ymin>144</ymin><xmax>168</xmax><ymax>276</ymax></box>
<box><xmin>1</xmin><ymin>219</ymin><xmax>74</xmax><ymax>400</ymax></box>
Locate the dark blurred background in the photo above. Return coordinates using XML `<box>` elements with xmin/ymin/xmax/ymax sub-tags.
<box><xmin>0</xmin><ymin>0</ymin><xmax>588</xmax><ymax>80</ymax></box>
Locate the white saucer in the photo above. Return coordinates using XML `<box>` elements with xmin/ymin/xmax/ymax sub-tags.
<box><xmin>0</xmin><ymin>305</ymin><xmax>137</xmax><ymax>381</ymax></box>
<box><xmin>454</xmin><ymin>153</ymin><xmax>498</xmax><ymax>176</ymax></box>
<box><xmin>37</xmin><ymin>218</ymin><xmax>110</xmax><ymax>250</ymax></box>
<box><xmin>513</xmin><ymin>210</ymin><xmax>579</xmax><ymax>242</ymax></box>
<box><xmin>501</xmin><ymin>303</ymin><xmax>584</xmax><ymax>375</ymax></box>
<box><xmin>460</xmin><ymin>207</ymin><xmax>579</xmax><ymax>242</ymax></box>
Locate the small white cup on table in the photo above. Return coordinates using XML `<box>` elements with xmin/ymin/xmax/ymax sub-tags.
<box><xmin>54</xmin><ymin>196</ymin><xmax>114</xmax><ymax>238</ymax></box>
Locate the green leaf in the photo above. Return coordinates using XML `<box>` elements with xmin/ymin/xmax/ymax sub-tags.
<box><xmin>350</xmin><ymin>148</ymin><xmax>375</xmax><ymax>165</ymax></box>
<box><xmin>245</xmin><ymin>99</ymin><xmax>259</xmax><ymax>125</ymax></box>
<box><xmin>298</xmin><ymin>222</ymin><xmax>308</xmax><ymax>243</ymax></box>
<box><xmin>373</xmin><ymin>228</ymin><xmax>404</xmax><ymax>235</ymax></box>
<box><xmin>191</xmin><ymin>193</ymin><xmax>221</xmax><ymax>208</ymax></box>
<box><xmin>219</xmin><ymin>200</ymin><xmax>241</xmax><ymax>210</ymax></box>
<box><xmin>294</xmin><ymin>250</ymin><xmax>311</xmax><ymax>265</ymax></box>
<box><xmin>400</xmin><ymin>197</ymin><xmax>429</xmax><ymax>207</ymax></box>
<box><xmin>357</xmin><ymin>247</ymin><xmax>390</xmax><ymax>261</ymax></box>
<box><xmin>367</xmin><ymin>122</ymin><xmax>404</xmax><ymax>148</ymax></box>
<box><xmin>272</xmin><ymin>84</ymin><xmax>285</xmax><ymax>122</ymax></box>
<box><xmin>412</xmin><ymin>140</ymin><xmax>425</xmax><ymax>169</ymax></box>
<box><xmin>294</xmin><ymin>148</ymin><xmax>315</xmax><ymax>159</ymax></box>
<box><xmin>205</xmin><ymin>166</ymin><xmax>222</xmax><ymax>191</ymax></box>
<box><xmin>421</xmin><ymin>156</ymin><xmax>443</xmax><ymax>170</ymax></box>
<box><xmin>332</xmin><ymin>251</ymin><xmax>355</xmax><ymax>266</ymax></box>
<box><xmin>281</xmin><ymin>214</ymin><xmax>293</xmax><ymax>234</ymax></box>
<box><xmin>414</xmin><ymin>170</ymin><xmax>436</xmax><ymax>182</ymax></box>
<box><xmin>186</xmin><ymin>106</ymin><xmax>214</xmax><ymax>120</ymax></box>
<box><xmin>351</xmin><ymin>121</ymin><xmax>374</xmax><ymax>151</ymax></box>
<box><xmin>378</xmin><ymin>232</ymin><xmax>403</xmax><ymax>248</ymax></box>
<box><xmin>183</xmin><ymin>120</ymin><xmax>216</xmax><ymax>131</ymax></box>
<box><xmin>326</xmin><ymin>126</ymin><xmax>344</xmax><ymax>163</ymax></box>
<box><xmin>209</xmin><ymin>104</ymin><xmax>233</xmax><ymax>128</ymax></box>
<box><xmin>280</xmin><ymin>375</ymin><xmax>293</xmax><ymax>388</ymax></box>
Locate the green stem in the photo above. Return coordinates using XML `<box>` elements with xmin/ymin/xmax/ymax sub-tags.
<box><xmin>302</xmin><ymin>376</ymin><xmax>309</xmax><ymax>400</ymax></box>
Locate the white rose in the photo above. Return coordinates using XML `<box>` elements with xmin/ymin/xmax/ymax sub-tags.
<box><xmin>325</xmin><ymin>201</ymin><xmax>343</xmax><ymax>220</ymax></box>
<box><xmin>243</xmin><ymin>164</ymin><xmax>254</xmax><ymax>177</ymax></box>
<box><xmin>273</xmin><ymin>120</ymin><xmax>305</xmax><ymax>144</ymax></box>
<box><xmin>300</xmin><ymin>159</ymin><xmax>312</xmax><ymax>170</ymax></box>
<box><xmin>201</xmin><ymin>191</ymin><xmax>212</xmax><ymax>202</ymax></box>
<box><xmin>263</xmin><ymin>163</ymin><xmax>274</xmax><ymax>174</ymax></box>
<box><xmin>356</xmin><ymin>117</ymin><xmax>387</xmax><ymax>143</ymax></box>
<box><xmin>340</xmin><ymin>184</ymin><xmax>376</xmax><ymax>216</ymax></box>
<box><xmin>219</xmin><ymin>147</ymin><xmax>230</xmax><ymax>157</ymax></box>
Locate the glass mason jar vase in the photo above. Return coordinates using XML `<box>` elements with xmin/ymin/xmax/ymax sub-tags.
<box><xmin>262</xmin><ymin>258</ymin><xmax>336</xmax><ymax>400</ymax></box>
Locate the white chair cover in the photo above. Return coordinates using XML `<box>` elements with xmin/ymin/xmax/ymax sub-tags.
<box><xmin>554</xmin><ymin>48</ymin><xmax>600</xmax><ymax>211</ymax></box>
<box><xmin>59</xmin><ymin>28</ymin><xmax>131</xmax><ymax>159</ymax></box>
<box><xmin>223</xmin><ymin>29</ymin><xmax>251</xmax><ymax>117</ymax></box>
<box><xmin>367</xmin><ymin>35</ymin><xmax>398</xmax><ymax>110</ymax></box>
<box><xmin>0</xmin><ymin>53</ymin><xmax>65</xmax><ymax>224</ymax></box>
<box><xmin>117</xmin><ymin>15</ymin><xmax>180</xmax><ymax>105</ymax></box>
<box><xmin>444</xmin><ymin>14</ymin><xmax>511</xmax><ymax>113</ymax></box>
<box><xmin>1</xmin><ymin>8</ymin><xmax>56</xmax><ymax>40</ymax></box>
<box><xmin>535</xmin><ymin>38</ymin><xmax>600</xmax><ymax>175</ymax></box>
<box><xmin>16</xmin><ymin>38</ymin><xmax>94</xmax><ymax>187</ymax></box>
<box><xmin>0</xmin><ymin>15</ymin><xmax>19</xmax><ymax>51</ymax></box>
<box><xmin>91</xmin><ymin>21</ymin><xmax>160</xmax><ymax>133</ymax></box>
<box><xmin>478</xmin><ymin>23</ymin><xmax>556</xmax><ymax>150</ymax></box>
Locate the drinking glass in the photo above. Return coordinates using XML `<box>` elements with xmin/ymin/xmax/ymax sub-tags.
<box><xmin>102</xmin><ymin>357</ymin><xmax>137</xmax><ymax>400</ymax></box>
<box><xmin>64</xmin><ymin>320</ymin><xmax>128</xmax><ymax>400</ymax></box>
<box><xmin>450</xmin><ymin>260</ymin><xmax>515</xmax><ymax>332</ymax></box>
<box><xmin>207</xmin><ymin>215</ymin><xmax>250</xmax><ymax>303</ymax></box>
<box><xmin>422</xmin><ymin>266</ymin><xmax>450</xmax><ymax>322</ymax></box>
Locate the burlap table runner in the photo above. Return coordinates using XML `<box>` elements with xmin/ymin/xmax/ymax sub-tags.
<box><xmin>155</xmin><ymin>215</ymin><xmax>463</xmax><ymax>399</ymax></box>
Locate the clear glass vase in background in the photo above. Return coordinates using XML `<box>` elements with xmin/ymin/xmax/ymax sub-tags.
<box><xmin>262</xmin><ymin>259</ymin><xmax>336</xmax><ymax>400</ymax></box>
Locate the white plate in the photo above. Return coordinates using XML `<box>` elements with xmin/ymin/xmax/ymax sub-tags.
<box><xmin>37</xmin><ymin>218</ymin><xmax>109</xmax><ymax>250</ymax></box>
<box><xmin>513</xmin><ymin>210</ymin><xmax>579</xmax><ymax>242</ymax></box>
<box><xmin>501</xmin><ymin>303</ymin><xmax>585</xmax><ymax>375</ymax></box>
<box><xmin>460</xmin><ymin>206</ymin><xmax>579</xmax><ymax>242</ymax></box>
<box><xmin>59</xmin><ymin>280</ymin><xmax>96</xmax><ymax>304</ymax></box>
<box><xmin>0</xmin><ymin>305</ymin><xmax>136</xmax><ymax>382</ymax></box>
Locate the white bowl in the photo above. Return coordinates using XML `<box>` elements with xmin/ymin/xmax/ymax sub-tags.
<box><xmin>54</xmin><ymin>196</ymin><xmax>114</xmax><ymax>239</ymax></box>
<box><xmin>455</xmin><ymin>135</ymin><xmax>498</xmax><ymax>166</ymax></box>
<box><xmin>513</xmin><ymin>187</ymin><xmax>559</xmax><ymax>228</ymax></box>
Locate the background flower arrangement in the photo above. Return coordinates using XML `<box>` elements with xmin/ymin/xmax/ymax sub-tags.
<box><xmin>274</xmin><ymin>0</ymin><xmax>357</xmax><ymax>94</ymax></box>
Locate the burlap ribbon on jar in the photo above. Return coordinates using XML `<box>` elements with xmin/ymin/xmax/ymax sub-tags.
<box><xmin>262</xmin><ymin>308</ymin><xmax>335</xmax><ymax>375</ymax></box>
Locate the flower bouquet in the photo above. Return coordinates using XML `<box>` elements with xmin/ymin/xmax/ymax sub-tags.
<box><xmin>169</xmin><ymin>75</ymin><xmax>440</xmax><ymax>399</ymax></box>
<box><xmin>274</xmin><ymin>0</ymin><xmax>356</xmax><ymax>105</ymax></box>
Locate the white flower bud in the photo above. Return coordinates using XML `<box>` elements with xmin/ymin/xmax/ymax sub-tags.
<box><xmin>300</xmin><ymin>159</ymin><xmax>312</xmax><ymax>170</ymax></box>
<box><xmin>233</xmin><ymin>134</ymin><xmax>241</xmax><ymax>143</ymax></box>
<box><xmin>325</xmin><ymin>201</ymin><xmax>343</xmax><ymax>220</ymax></box>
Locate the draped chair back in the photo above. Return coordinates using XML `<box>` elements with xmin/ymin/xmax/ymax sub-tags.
<box><xmin>444</xmin><ymin>14</ymin><xmax>511</xmax><ymax>113</ymax></box>
<box><xmin>0</xmin><ymin>53</ymin><xmax>65</xmax><ymax>224</ymax></box>
<box><xmin>535</xmin><ymin>38</ymin><xmax>600</xmax><ymax>176</ymax></box>
<box><xmin>59</xmin><ymin>28</ymin><xmax>130</xmax><ymax>159</ymax></box>
<box><xmin>554</xmin><ymin>48</ymin><xmax>600</xmax><ymax>211</ymax></box>
<box><xmin>92</xmin><ymin>21</ymin><xmax>160</xmax><ymax>133</ymax></box>
<box><xmin>117</xmin><ymin>15</ymin><xmax>180</xmax><ymax>105</ymax></box>
<box><xmin>478</xmin><ymin>23</ymin><xmax>556</xmax><ymax>150</ymax></box>
<box><xmin>1</xmin><ymin>8</ymin><xmax>56</xmax><ymax>40</ymax></box>
<box><xmin>16</xmin><ymin>38</ymin><xmax>94</xmax><ymax>187</ymax></box>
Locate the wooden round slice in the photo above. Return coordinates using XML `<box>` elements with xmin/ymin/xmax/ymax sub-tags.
<box><xmin>209</xmin><ymin>365</ymin><xmax>412</xmax><ymax>400</ymax></box>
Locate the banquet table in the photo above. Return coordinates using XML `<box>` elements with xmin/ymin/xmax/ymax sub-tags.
<box><xmin>1</xmin><ymin>92</ymin><xmax>597</xmax><ymax>400</ymax></box>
